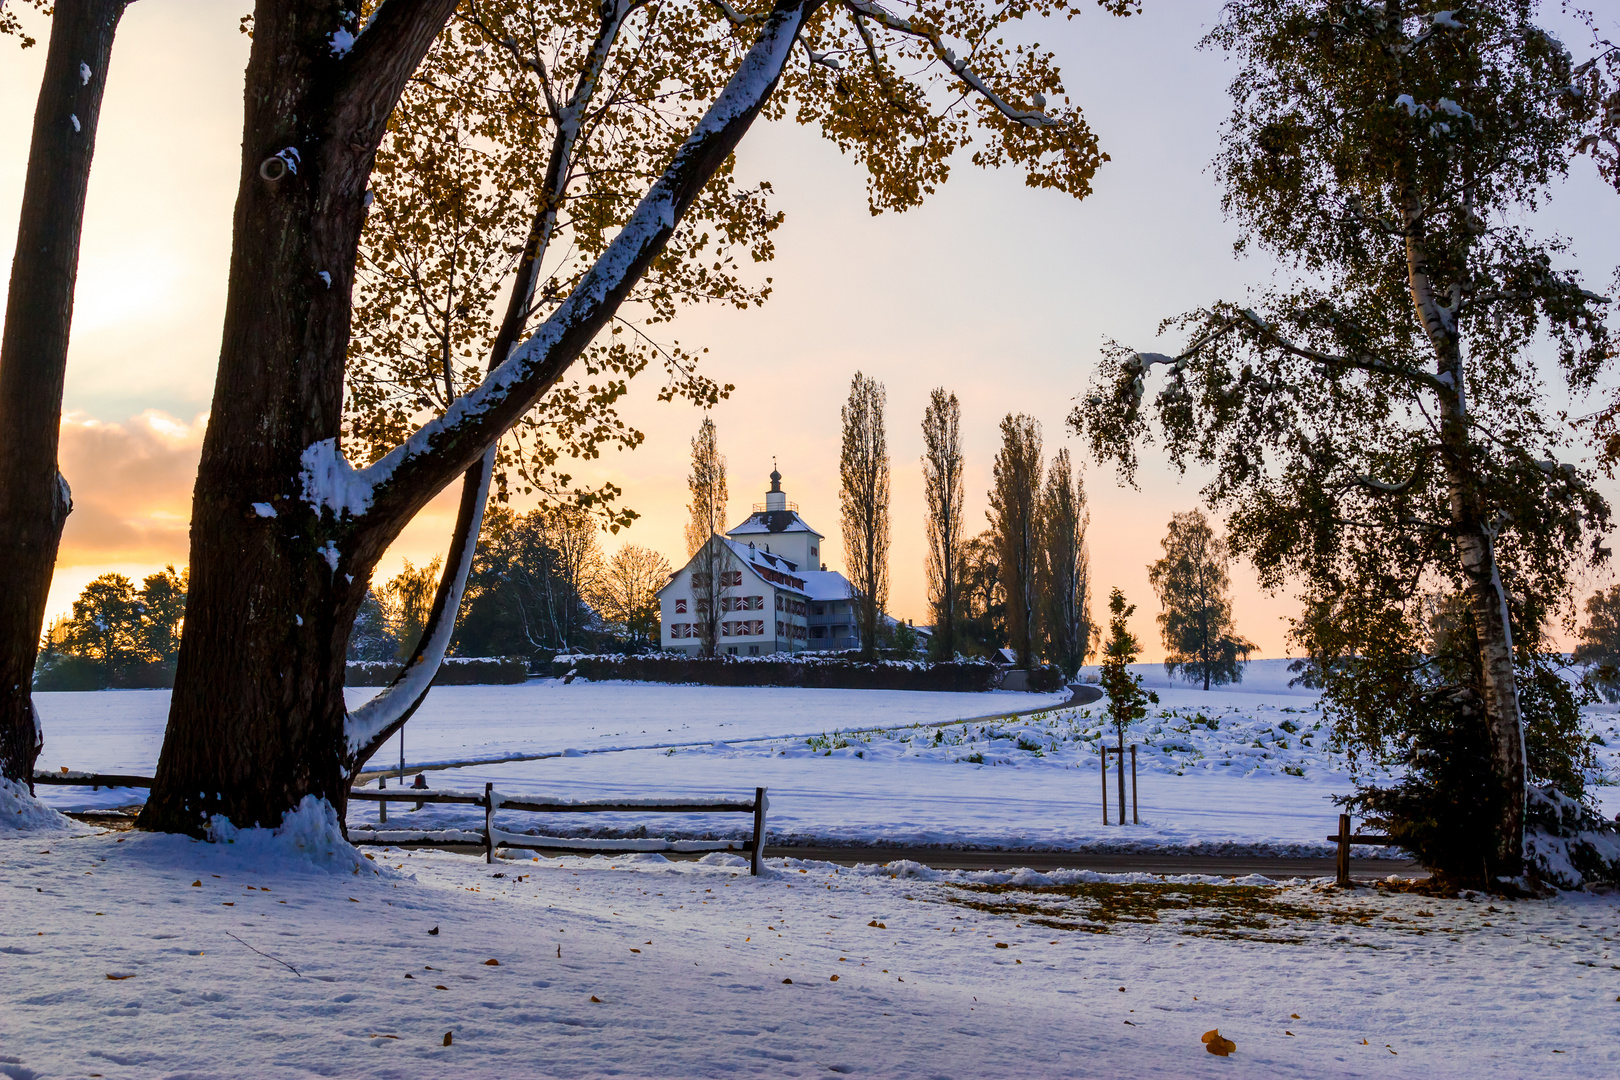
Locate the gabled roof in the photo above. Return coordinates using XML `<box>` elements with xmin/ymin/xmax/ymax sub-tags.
<box><xmin>656</xmin><ymin>535</ymin><xmax>809</xmax><ymax>597</ymax></box>
<box><xmin>727</xmin><ymin>508</ymin><xmax>822</xmax><ymax>537</ymax></box>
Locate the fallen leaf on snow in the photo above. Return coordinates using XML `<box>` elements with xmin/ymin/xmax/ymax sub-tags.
<box><xmin>484</xmin><ymin>959</ymin><xmax>499</xmax><ymax>966</ymax></box>
<box><xmin>435</xmin><ymin>985</ymin><xmax>449</xmax><ymax>990</ymax></box>
<box><xmin>1202</xmin><ymin>1030</ymin><xmax>1236</xmax><ymax>1057</ymax></box>
<box><xmin>428</xmin><ymin>926</ymin><xmax>440</xmax><ymax>935</ymax></box>
<box><xmin>191</xmin><ymin>880</ymin><xmax>201</xmax><ymax>887</ymax></box>
<box><xmin>868</xmin><ymin>920</ymin><xmax>886</xmax><ymax>928</ymax></box>
<box><xmin>105</xmin><ymin>974</ymin><xmax>136</xmax><ymax>981</ymax></box>
<box><xmin>630</xmin><ymin>948</ymin><xmax>641</xmax><ymax>953</ymax></box>
<box><xmin>443</xmin><ymin>1032</ymin><xmax>453</xmax><ymax>1046</ymax></box>
<box><xmin>782</xmin><ymin>978</ymin><xmax>792</xmax><ymax>984</ymax></box>
<box><xmin>591</xmin><ymin>995</ymin><xmax>602</xmax><ymax>1003</ymax></box>
<box><xmin>829</xmin><ymin>975</ymin><xmax>839</xmax><ymax>982</ymax></box>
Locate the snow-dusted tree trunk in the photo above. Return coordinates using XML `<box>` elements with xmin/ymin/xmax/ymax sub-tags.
<box><xmin>1406</xmin><ymin>207</ymin><xmax>1526</xmax><ymax>874</ymax></box>
<box><xmin>0</xmin><ymin>0</ymin><xmax>128</xmax><ymax>786</ymax></box>
<box><xmin>142</xmin><ymin>0</ymin><xmax>819</xmax><ymax>834</ymax></box>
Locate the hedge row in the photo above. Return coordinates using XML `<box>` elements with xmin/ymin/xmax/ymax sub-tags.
<box><xmin>345</xmin><ymin>656</ymin><xmax>529</xmax><ymax>687</ymax></box>
<box><xmin>550</xmin><ymin>652</ymin><xmax>1063</xmax><ymax>693</ymax></box>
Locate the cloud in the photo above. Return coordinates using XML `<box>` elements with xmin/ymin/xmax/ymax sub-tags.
<box><xmin>55</xmin><ymin>410</ymin><xmax>204</xmax><ymax>567</ymax></box>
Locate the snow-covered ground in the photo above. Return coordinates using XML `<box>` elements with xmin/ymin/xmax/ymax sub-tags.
<box><xmin>28</xmin><ymin>661</ymin><xmax>1620</xmax><ymax>855</ymax></box>
<box><xmin>3</xmin><ymin>810</ymin><xmax>1617</xmax><ymax>1079</ymax></box>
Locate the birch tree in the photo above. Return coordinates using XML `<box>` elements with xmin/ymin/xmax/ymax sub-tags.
<box><xmin>1073</xmin><ymin>0</ymin><xmax>1614</xmax><ymax>875</ymax></box>
<box><xmin>921</xmin><ymin>387</ymin><xmax>964</xmax><ymax>658</ymax></box>
<box><xmin>1037</xmin><ymin>447</ymin><xmax>1091</xmax><ymax>677</ymax></box>
<box><xmin>840</xmin><ymin>371</ymin><xmax>889</xmax><ymax>659</ymax></box>
<box><xmin>0</xmin><ymin>0</ymin><xmax>131</xmax><ymax>785</ymax></box>
<box><xmin>988</xmin><ymin>413</ymin><xmax>1041</xmax><ymax>668</ymax></box>
<box><xmin>1146</xmin><ymin>508</ymin><xmax>1253</xmax><ymax>691</ymax></box>
<box><xmin>139</xmin><ymin>0</ymin><xmax>1138</xmax><ymax>834</ymax></box>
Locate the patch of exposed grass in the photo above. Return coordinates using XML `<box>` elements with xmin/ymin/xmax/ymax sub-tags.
<box><xmin>932</xmin><ymin>881</ymin><xmax>1383</xmax><ymax>943</ymax></box>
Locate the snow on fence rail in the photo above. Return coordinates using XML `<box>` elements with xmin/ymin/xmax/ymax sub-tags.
<box><xmin>32</xmin><ymin>770</ymin><xmax>771</xmax><ymax>876</ymax></box>
<box><xmin>348</xmin><ymin>782</ymin><xmax>771</xmax><ymax>875</ymax></box>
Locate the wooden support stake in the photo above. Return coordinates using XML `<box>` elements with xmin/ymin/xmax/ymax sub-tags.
<box><xmin>1336</xmin><ymin>813</ymin><xmax>1350</xmax><ymax>886</ymax></box>
<box><xmin>1100</xmin><ymin>749</ymin><xmax>1109</xmax><ymax>824</ymax></box>
<box><xmin>1130</xmin><ymin>745</ymin><xmax>1139</xmax><ymax>825</ymax></box>
<box><xmin>484</xmin><ymin>783</ymin><xmax>496</xmax><ymax>865</ymax></box>
<box><xmin>750</xmin><ymin>787</ymin><xmax>768</xmax><ymax>877</ymax></box>
<box><xmin>378</xmin><ymin>775</ymin><xmax>387</xmax><ymax>824</ymax></box>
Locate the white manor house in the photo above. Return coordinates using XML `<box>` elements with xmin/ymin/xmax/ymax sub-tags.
<box><xmin>658</xmin><ymin>469</ymin><xmax>868</xmax><ymax>656</ymax></box>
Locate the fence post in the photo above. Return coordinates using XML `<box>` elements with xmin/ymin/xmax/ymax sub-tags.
<box><xmin>1100</xmin><ymin>749</ymin><xmax>1109</xmax><ymax>824</ymax></box>
<box><xmin>484</xmin><ymin>783</ymin><xmax>496</xmax><ymax>865</ymax></box>
<box><xmin>750</xmin><ymin>787</ymin><xmax>769</xmax><ymax>877</ymax></box>
<box><xmin>1130</xmin><ymin>745</ymin><xmax>1139</xmax><ymax>825</ymax></box>
<box><xmin>1336</xmin><ymin>813</ymin><xmax>1350</xmax><ymax>887</ymax></box>
<box><xmin>378</xmin><ymin>774</ymin><xmax>387</xmax><ymax>825</ymax></box>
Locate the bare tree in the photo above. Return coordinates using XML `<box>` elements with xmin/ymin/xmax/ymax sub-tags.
<box><xmin>921</xmin><ymin>388</ymin><xmax>964</xmax><ymax>659</ymax></box>
<box><xmin>685</xmin><ymin>415</ymin><xmax>728</xmax><ymax>558</ymax></box>
<box><xmin>594</xmin><ymin>544</ymin><xmax>673</xmax><ymax>645</ymax></box>
<box><xmin>139</xmin><ymin>0</ymin><xmax>1136</xmax><ymax>834</ymax></box>
<box><xmin>988</xmin><ymin>414</ymin><xmax>1042</xmax><ymax>668</ymax></box>
<box><xmin>0</xmin><ymin>0</ymin><xmax>130</xmax><ymax>785</ymax></box>
<box><xmin>840</xmin><ymin>372</ymin><xmax>889</xmax><ymax>659</ymax></box>
<box><xmin>1037</xmin><ymin>448</ymin><xmax>1091</xmax><ymax>678</ymax></box>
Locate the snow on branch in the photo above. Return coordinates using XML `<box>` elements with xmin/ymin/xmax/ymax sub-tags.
<box><xmin>840</xmin><ymin>0</ymin><xmax>1059</xmax><ymax>129</ymax></box>
<box><xmin>343</xmin><ymin>0</ymin><xmax>817</xmax><ymax>529</ymax></box>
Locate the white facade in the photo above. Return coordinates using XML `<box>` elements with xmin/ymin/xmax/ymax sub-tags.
<box><xmin>658</xmin><ymin>470</ymin><xmax>866</xmax><ymax>655</ymax></box>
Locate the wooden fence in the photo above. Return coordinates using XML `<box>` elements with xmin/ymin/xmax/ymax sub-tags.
<box><xmin>31</xmin><ymin>770</ymin><xmax>770</xmax><ymax>877</ymax></box>
<box><xmin>1328</xmin><ymin>813</ymin><xmax>1399</xmax><ymax>885</ymax></box>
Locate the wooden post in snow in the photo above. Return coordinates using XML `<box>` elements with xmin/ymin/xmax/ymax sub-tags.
<box><xmin>1335</xmin><ymin>813</ymin><xmax>1351</xmax><ymax>886</ymax></box>
<box><xmin>484</xmin><ymin>782</ymin><xmax>496</xmax><ymax>865</ymax></box>
<box><xmin>1130</xmin><ymin>744</ymin><xmax>1139</xmax><ymax>825</ymax></box>
<box><xmin>750</xmin><ymin>787</ymin><xmax>768</xmax><ymax>876</ymax></box>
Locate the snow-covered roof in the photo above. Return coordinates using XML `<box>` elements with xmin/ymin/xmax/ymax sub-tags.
<box><xmin>727</xmin><ymin>508</ymin><xmax>821</xmax><ymax>537</ymax></box>
<box><xmin>798</xmin><ymin>570</ymin><xmax>854</xmax><ymax>602</ymax></box>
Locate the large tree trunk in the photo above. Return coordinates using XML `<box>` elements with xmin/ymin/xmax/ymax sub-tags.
<box><xmin>142</xmin><ymin>0</ymin><xmax>817</xmax><ymax>834</ymax></box>
<box><xmin>0</xmin><ymin>0</ymin><xmax>128</xmax><ymax>786</ymax></box>
<box><xmin>139</xmin><ymin>0</ymin><xmax>461</xmax><ymax>833</ymax></box>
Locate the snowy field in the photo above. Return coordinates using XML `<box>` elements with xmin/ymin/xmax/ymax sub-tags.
<box><xmin>28</xmin><ymin>661</ymin><xmax>1620</xmax><ymax>855</ymax></box>
<box><xmin>2</xmin><ymin>802</ymin><xmax>1617</xmax><ymax>1079</ymax></box>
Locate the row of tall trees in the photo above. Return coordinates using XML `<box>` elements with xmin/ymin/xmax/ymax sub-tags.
<box><xmin>922</xmin><ymin>403</ymin><xmax>1094</xmax><ymax>675</ymax></box>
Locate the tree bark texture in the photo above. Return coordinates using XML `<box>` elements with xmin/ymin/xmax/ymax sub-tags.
<box><xmin>140</xmin><ymin>0</ymin><xmax>463</xmax><ymax>833</ymax></box>
<box><xmin>142</xmin><ymin>0</ymin><xmax>818</xmax><ymax>834</ymax></box>
<box><xmin>1406</xmin><ymin>207</ymin><xmax>1525</xmax><ymax>875</ymax></box>
<box><xmin>0</xmin><ymin>0</ymin><xmax>128</xmax><ymax>786</ymax></box>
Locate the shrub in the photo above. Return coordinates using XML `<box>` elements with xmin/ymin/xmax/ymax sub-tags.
<box><xmin>551</xmin><ymin>653</ymin><xmax>1003</xmax><ymax>692</ymax></box>
<box><xmin>344</xmin><ymin>656</ymin><xmax>529</xmax><ymax>687</ymax></box>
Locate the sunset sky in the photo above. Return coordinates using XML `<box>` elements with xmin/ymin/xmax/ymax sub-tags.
<box><xmin>4</xmin><ymin>0</ymin><xmax>1618</xmax><ymax>661</ymax></box>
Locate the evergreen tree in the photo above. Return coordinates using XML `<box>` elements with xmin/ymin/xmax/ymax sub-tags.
<box><xmin>1147</xmin><ymin>509</ymin><xmax>1255</xmax><ymax>690</ymax></box>
<box><xmin>1074</xmin><ymin>0</ymin><xmax>1614</xmax><ymax>876</ymax></box>
<box><xmin>840</xmin><ymin>373</ymin><xmax>890</xmax><ymax>660</ymax></box>
<box><xmin>64</xmin><ymin>573</ymin><xmax>143</xmax><ymax>683</ymax></box>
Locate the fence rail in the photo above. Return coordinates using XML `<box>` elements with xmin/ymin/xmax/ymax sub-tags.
<box><xmin>32</xmin><ymin>770</ymin><xmax>770</xmax><ymax>877</ymax></box>
<box><xmin>1328</xmin><ymin>813</ymin><xmax>1400</xmax><ymax>885</ymax></box>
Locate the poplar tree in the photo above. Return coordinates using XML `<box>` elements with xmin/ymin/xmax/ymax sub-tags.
<box><xmin>921</xmin><ymin>388</ymin><xmax>964</xmax><ymax>658</ymax></box>
<box><xmin>1074</xmin><ymin>0</ymin><xmax>1615</xmax><ymax>875</ymax></box>
<box><xmin>1038</xmin><ymin>448</ymin><xmax>1092</xmax><ymax>677</ymax></box>
<box><xmin>685</xmin><ymin>415</ymin><xmax>732</xmax><ymax>657</ymax></box>
<box><xmin>988</xmin><ymin>414</ymin><xmax>1041</xmax><ymax>668</ymax></box>
<box><xmin>840</xmin><ymin>372</ymin><xmax>889</xmax><ymax>659</ymax></box>
<box><xmin>1147</xmin><ymin>509</ymin><xmax>1254</xmax><ymax>690</ymax></box>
